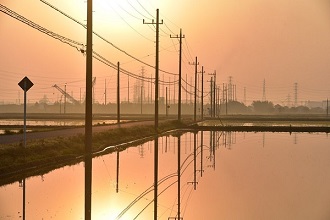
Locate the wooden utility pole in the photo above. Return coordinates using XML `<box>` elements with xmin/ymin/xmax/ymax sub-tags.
<box><xmin>210</xmin><ymin>77</ymin><xmax>213</xmax><ymax>117</ymax></box>
<box><xmin>141</xmin><ymin>86</ymin><xmax>143</xmax><ymax>114</ymax></box>
<box><xmin>104</xmin><ymin>79</ymin><xmax>107</xmax><ymax>105</ymax></box>
<box><xmin>198</xmin><ymin>66</ymin><xmax>205</xmax><ymax>120</ymax></box>
<box><xmin>127</xmin><ymin>76</ymin><xmax>130</xmax><ymax>103</ymax></box>
<box><xmin>213</xmin><ymin>71</ymin><xmax>216</xmax><ymax>117</ymax></box>
<box><xmin>117</xmin><ymin>62</ymin><xmax>120</xmax><ymax>123</ymax></box>
<box><xmin>144</xmin><ymin>9</ymin><xmax>163</xmax><ymax>130</ymax></box>
<box><xmin>189</xmin><ymin>57</ymin><xmax>199</xmax><ymax>121</ymax></box>
<box><xmin>166</xmin><ymin>87</ymin><xmax>168</xmax><ymax>117</ymax></box>
<box><xmin>209</xmin><ymin>71</ymin><xmax>216</xmax><ymax>117</ymax></box>
<box><xmin>170</xmin><ymin>29</ymin><xmax>185</xmax><ymax>122</ymax></box>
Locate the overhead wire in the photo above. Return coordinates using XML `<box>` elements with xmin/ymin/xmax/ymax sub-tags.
<box><xmin>0</xmin><ymin>3</ymin><xmax>164</xmax><ymax>88</ymax></box>
<box><xmin>0</xmin><ymin>4</ymin><xmax>84</xmax><ymax>51</ymax></box>
<box><xmin>39</xmin><ymin>0</ymin><xmax>178</xmax><ymax>76</ymax></box>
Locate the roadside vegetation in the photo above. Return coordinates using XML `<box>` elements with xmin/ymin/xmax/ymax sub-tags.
<box><xmin>0</xmin><ymin>119</ymin><xmax>192</xmax><ymax>185</ymax></box>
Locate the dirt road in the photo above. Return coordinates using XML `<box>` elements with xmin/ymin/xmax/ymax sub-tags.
<box><xmin>0</xmin><ymin>120</ymin><xmax>155</xmax><ymax>145</ymax></box>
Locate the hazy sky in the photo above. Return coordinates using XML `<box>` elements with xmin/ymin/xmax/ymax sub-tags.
<box><xmin>1</xmin><ymin>0</ymin><xmax>330</xmax><ymax>105</ymax></box>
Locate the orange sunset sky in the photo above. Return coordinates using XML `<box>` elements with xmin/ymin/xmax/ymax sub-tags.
<box><xmin>1</xmin><ymin>0</ymin><xmax>330</xmax><ymax>105</ymax></box>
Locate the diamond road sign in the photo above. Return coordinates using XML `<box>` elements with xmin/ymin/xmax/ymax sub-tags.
<box><xmin>18</xmin><ymin>76</ymin><xmax>34</xmax><ymax>92</ymax></box>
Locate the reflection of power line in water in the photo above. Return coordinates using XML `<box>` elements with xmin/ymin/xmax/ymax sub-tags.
<box><xmin>116</xmin><ymin>142</ymin><xmax>207</xmax><ymax>219</ymax></box>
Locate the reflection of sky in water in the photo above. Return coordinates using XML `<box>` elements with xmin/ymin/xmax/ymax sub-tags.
<box><xmin>0</xmin><ymin>119</ymin><xmax>127</xmax><ymax>126</ymax></box>
<box><xmin>0</xmin><ymin>132</ymin><xmax>330</xmax><ymax>219</ymax></box>
<box><xmin>0</xmin><ymin>129</ymin><xmax>32</xmax><ymax>134</ymax></box>
<box><xmin>200</xmin><ymin>120</ymin><xmax>330</xmax><ymax>127</ymax></box>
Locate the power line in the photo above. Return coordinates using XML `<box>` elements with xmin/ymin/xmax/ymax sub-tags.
<box><xmin>0</xmin><ymin>4</ymin><xmax>84</xmax><ymax>50</ymax></box>
<box><xmin>0</xmin><ymin>4</ymin><xmax>163</xmax><ymax>85</ymax></box>
<box><xmin>39</xmin><ymin>0</ymin><xmax>178</xmax><ymax>76</ymax></box>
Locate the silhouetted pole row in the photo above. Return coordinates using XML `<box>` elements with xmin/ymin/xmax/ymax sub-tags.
<box><xmin>143</xmin><ymin>9</ymin><xmax>163</xmax><ymax>220</ymax></box>
<box><xmin>85</xmin><ymin>0</ymin><xmax>93</xmax><ymax>219</ymax></box>
<box><xmin>170</xmin><ymin>29</ymin><xmax>185</xmax><ymax>122</ymax></box>
<box><xmin>117</xmin><ymin>62</ymin><xmax>120</xmax><ymax>123</ymax></box>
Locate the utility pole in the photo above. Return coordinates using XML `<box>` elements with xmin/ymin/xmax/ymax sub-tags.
<box><xmin>209</xmin><ymin>72</ymin><xmax>216</xmax><ymax>117</ymax></box>
<box><xmin>201</xmin><ymin>67</ymin><xmax>204</xmax><ymax>120</ymax></box>
<box><xmin>141</xmin><ymin>86</ymin><xmax>143</xmax><ymax>114</ymax></box>
<box><xmin>166</xmin><ymin>87</ymin><xmax>168</xmax><ymax>117</ymax></box>
<box><xmin>189</xmin><ymin>57</ymin><xmax>199</xmax><ymax>121</ymax></box>
<box><xmin>186</xmin><ymin>74</ymin><xmax>188</xmax><ymax>104</ymax></box>
<box><xmin>210</xmin><ymin>77</ymin><xmax>213</xmax><ymax>117</ymax></box>
<box><xmin>150</xmin><ymin>74</ymin><xmax>153</xmax><ymax>103</ymax></box>
<box><xmin>64</xmin><ymin>83</ymin><xmax>67</xmax><ymax>114</ymax></box>
<box><xmin>117</xmin><ymin>62</ymin><xmax>120</xmax><ymax>123</ymax></box>
<box><xmin>143</xmin><ymin>9</ymin><xmax>163</xmax><ymax>220</ymax></box>
<box><xmin>144</xmin><ymin>9</ymin><xmax>163</xmax><ymax>130</ymax></box>
<box><xmin>170</xmin><ymin>29</ymin><xmax>185</xmax><ymax>122</ymax></box>
<box><xmin>225</xmin><ymin>84</ymin><xmax>228</xmax><ymax>115</ymax></box>
<box><xmin>127</xmin><ymin>76</ymin><xmax>130</xmax><ymax>103</ymax></box>
<box><xmin>85</xmin><ymin>0</ymin><xmax>93</xmax><ymax>219</ymax></box>
<box><xmin>213</xmin><ymin>71</ymin><xmax>216</xmax><ymax>117</ymax></box>
<box><xmin>104</xmin><ymin>79</ymin><xmax>107</xmax><ymax>105</ymax></box>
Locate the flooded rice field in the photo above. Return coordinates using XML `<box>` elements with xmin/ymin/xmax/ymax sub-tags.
<box><xmin>1</xmin><ymin>131</ymin><xmax>330</xmax><ymax>219</ymax></box>
<box><xmin>0</xmin><ymin>119</ymin><xmax>128</xmax><ymax>134</ymax></box>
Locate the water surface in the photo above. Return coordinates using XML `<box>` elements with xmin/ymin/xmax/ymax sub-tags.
<box><xmin>0</xmin><ymin>131</ymin><xmax>329</xmax><ymax>219</ymax></box>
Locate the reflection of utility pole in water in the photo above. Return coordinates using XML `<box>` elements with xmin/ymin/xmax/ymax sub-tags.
<box><xmin>153</xmin><ymin>137</ymin><xmax>159</xmax><ymax>220</ymax></box>
<box><xmin>165</xmin><ymin>136</ymin><xmax>168</xmax><ymax>153</ymax></box>
<box><xmin>198</xmin><ymin>131</ymin><xmax>205</xmax><ymax>177</ymax></box>
<box><xmin>138</xmin><ymin>144</ymin><xmax>145</xmax><ymax>158</ymax></box>
<box><xmin>19</xmin><ymin>179</ymin><xmax>26</xmax><ymax>220</ymax></box>
<box><xmin>212</xmin><ymin>131</ymin><xmax>216</xmax><ymax>170</ymax></box>
<box><xmin>263</xmin><ymin>133</ymin><xmax>265</xmax><ymax>148</ymax></box>
<box><xmin>169</xmin><ymin>135</ymin><xmax>183</xmax><ymax>220</ymax></box>
<box><xmin>207</xmin><ymin>131</ymin><xmax>216</xmax><ymax>170</ymax></box>
<box><xmin>85</xmin><ymin>155</ymin><xmax>92</xmax><ymax>220</ymax></box>
<box><xmin>188</xmin><ymin>132</ymin><xmax>198</xmax><ymax>190</ymax></box>
<box><xmin>116</xmin><ymin>150</ymin><xmax>120</xmax><ymax>193</ymax></box>
<box><xmin>177</xmin><ymin>135</ymin><xmax>182</xmax><ymax>220</ymax></box>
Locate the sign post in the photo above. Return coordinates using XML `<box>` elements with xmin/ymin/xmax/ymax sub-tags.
<box><xmin>18</xmin><ymin>76</ymin><xmax>33</xmax><ymax>220</ymax></box>
<box><xmin>18</xmin><ymin>76</ymin><xmax>33</xmax><ymax>148</ymax></box>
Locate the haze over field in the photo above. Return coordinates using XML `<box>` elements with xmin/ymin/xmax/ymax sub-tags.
<box><xmin>1</xmin><ymin>0</ymin><xmax>330</xmax><ymax>106</ymax></box>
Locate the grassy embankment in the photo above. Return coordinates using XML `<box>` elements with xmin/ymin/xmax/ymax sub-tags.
<box><xmin>0</xmin><ymin>119</ymin><xmax>192</xmax><ymax>185</ymax></box>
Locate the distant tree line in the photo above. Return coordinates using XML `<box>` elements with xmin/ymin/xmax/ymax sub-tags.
<box><xmin>215</xmin><ymin>100</ymin><xmax>327</xmax><ymax>115</ymax></box>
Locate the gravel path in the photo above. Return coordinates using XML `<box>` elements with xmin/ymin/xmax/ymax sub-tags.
<box><xmin>0</xmin><ymin>120</ymin><xmax>155</xmax><ymax>145</ymax></box>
